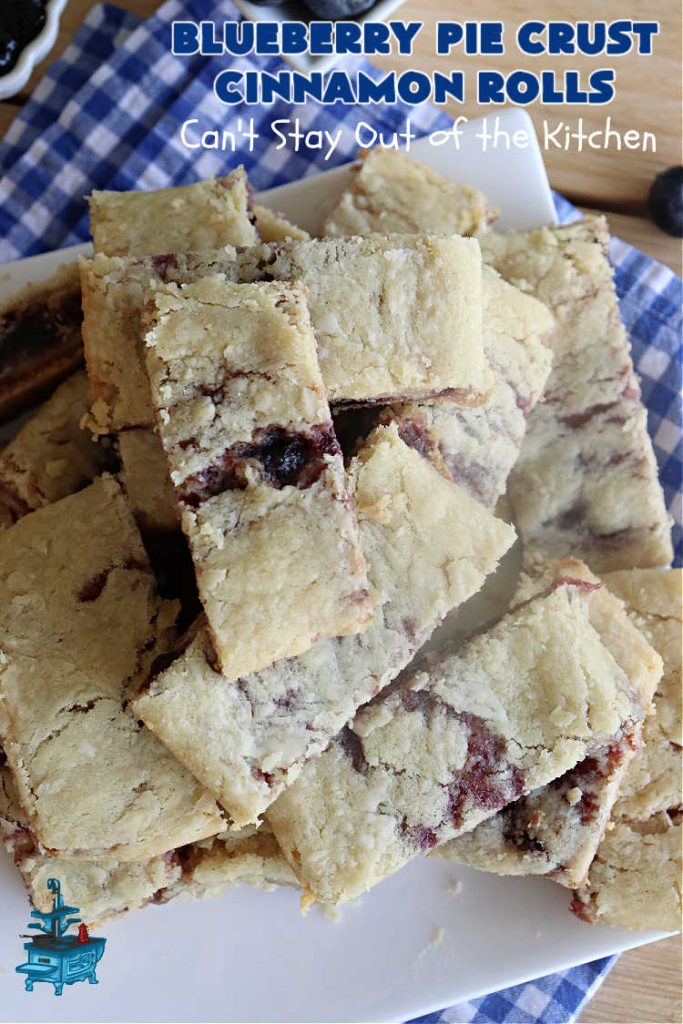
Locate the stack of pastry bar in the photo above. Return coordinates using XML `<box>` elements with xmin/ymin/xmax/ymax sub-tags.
<box><xmin>0</xmin><ymin>153</ymin><xmax>679</xmax><ymax>934</ymax></box>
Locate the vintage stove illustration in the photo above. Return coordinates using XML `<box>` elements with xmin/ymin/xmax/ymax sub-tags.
<box><xmin>16</xmin><ymin>878</ymin><xmax>106</xmax><ymax>996</ymax></box>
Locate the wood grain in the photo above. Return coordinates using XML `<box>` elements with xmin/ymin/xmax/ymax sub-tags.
<box><xmin>580</xmin><ymin>934</ymin><xmax>682</xmax><ymax>1024</ymax></box>
<box><xmin>374</xmin><ymin>0</ymin><xmax>682</xmax><ymax>211</ymax></box>
<box><xmin>0</xmin><ymin>3</ymin><xmax>680</xmax><ymax>1021</ymax></box>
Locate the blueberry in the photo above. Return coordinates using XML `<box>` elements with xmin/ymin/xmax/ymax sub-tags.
<box><xmin>0</xmin><ymin>0</ymin><xmax>46</xmax><ymax>75</ymax></box>
<box><xmin>648</xmin><ymin>166</ymin><xmax>683</xmax><ymax>238</ymax></box>
<box><xmin>0</xmin><ymin>33</ymin><xmax>19</xmax><ymax>73</ymax></box>
<box><xmin>303</xmin><ymin>0</ymin><xmax>376</xmax><ymax>18</ymax></box>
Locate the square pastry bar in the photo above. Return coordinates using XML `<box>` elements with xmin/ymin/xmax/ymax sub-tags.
<box><xmin>572</xmin><ymin>568</ymin><xmax>682</xmax><ymax>932</ymax></box>
<box><xmin>89</xmin><ymin>170</ymin><xmax>306</xmax><ymax>255</ymax></box>
<box><xmin>83</xmin><ymin>169</ymin><xmax>259</xmax><ymax>433</ymax></box>
<box><xmin>144</xmin><ymin>276</ymin><xmax>372</xmax><ymax>680</ymax></box>
<box><xmin>88</xmin><ymin>169</ymin><xmax>258</xmax><ymax>257</ymax></box>
<box><xmin>438</xmin><ymin>559</ymin><xmax>663</xmax><ymax>887</ymax></box>
<box><xmin>316</xmin><ymin>155</ymin><xmax>552</xmax><ymax>509</ymax></box>
<box><xmin>384</xmin><ymin>267</ymin><xmax>553</xmax><ymax>509</ymax></box>
<box><xmin>238</xmin><ymin>234</ymin><xmax>489</xmax><ymax>406</ymax></box>
<box><xmin>133</xmin><ymin>425</ymin><xmax>515</xmax><ymax>827</ymax></box>
<box><xmin>0</xmin><ymin>764</ymin><xmax>180</xmax><ymax>925</ymax></box>
<box><xmin>0</xmin><ymin>180</ymin><xmax>306</xmax><ymax>430</ymax></box>
<box><xmin>266</xmin><ymin>574</ymin><xmax>646</xmax><ymax>904</ymax></box>
<box><xmin>1</xmin><ymin>765</ymin><xmax>295</xmax><ymax>927</ymax></box>
<box><xmin>80</xmin><ymin>233</ymin><xmax>489</xmax><ymax>433</ymax></box>
<box><xmin>0</xmin><ymin>477</ymin><xmax>224</xmax><ymax>861</ymax></box>
<box><xmin>323</xmin><ymin>148</ymin><xmax>497</xmax><ymax>238</ymax></box>
<box><xmin>482</xmin><ymin>217</ymin><xmax>673</xmax><ymax>572</ymax></box>
<box><xmin>0</xmin><ymin>371</ymin><xmax>110</xmax><ymax>520</ymax></box>
<box><xmin>0</xmin><ymin>263</ymin><xmax>83</xmax><ymax>424</ymax></box>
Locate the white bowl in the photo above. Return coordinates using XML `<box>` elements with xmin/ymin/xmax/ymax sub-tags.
<box><xmin>0</xmin><ymin>0</ymin><xmax>69</xmax><ymax>100</ymax></box>
<box><xmin>233</xmin><ymin>1</ymin><xmax>406</xmax><ymax>73</ymax></box>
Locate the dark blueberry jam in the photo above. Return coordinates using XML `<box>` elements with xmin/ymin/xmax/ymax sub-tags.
<box><xmin>179</xmin><ymin>425</ymin><xmax>340</xmax><ymax>506</ymax></box>
<box><xmin>0</xmin><ymin>1</ymin><xmax>47</xmax><ymax>76</ymax></box>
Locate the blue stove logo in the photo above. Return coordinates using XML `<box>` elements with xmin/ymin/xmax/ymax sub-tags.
<box><xmin>16</xmin><ymin>878</ymin><xmax>106</xmax><ymax>997</ymax></box>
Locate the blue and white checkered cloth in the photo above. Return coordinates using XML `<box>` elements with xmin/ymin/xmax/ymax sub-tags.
<box><xmin>0</xmin><ymin>3</ymin><xmax>679</xmax><ymax>1021</ymax></box>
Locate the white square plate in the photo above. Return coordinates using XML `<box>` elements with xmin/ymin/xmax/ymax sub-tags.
<box><xmin>0</xmin><ymin>109</ymin><xmax>668</xmax><ymax>1023</ymax></box>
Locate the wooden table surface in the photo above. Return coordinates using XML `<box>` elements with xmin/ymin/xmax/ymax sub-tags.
<box><xmin>0</xmin><ymin>2</ymin><xmax>681</xmax><ymax>1021</ymax></box>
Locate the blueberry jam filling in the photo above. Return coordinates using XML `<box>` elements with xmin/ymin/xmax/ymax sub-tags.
<box><xmin>400</xmin><ymin>818</ymin><xmax>438</xmax><ymax>850</ymax></box>
<box><xmin>552</xmin><ymin>737</ymin><xmax>632</xmax><ymax>825</ymax></box>
<box><xmin>569</xmin><ymin>893</ymin><xmax>594</xmax><ymax>922</ymax></box>
<box><xmin>0</xmin><ymin>290</ymin><xmax>82</xmax><ymax>378</ymax></box>
<box><xmin>251</xmin><ymin>766</ymin><xmax>275</xmax><ymax>788</ymax></box>
<box><xmin>395</xmin><ymin>415</ymin><xmax>438</xmax><ymax>462</ymax></box>
<box><xmin>339</xmin><ymin>693</ymin><xmax>524</xmax><ymax>849</ymax></box>
<box><xmin>78</xmin><ymin>572</ymin><xmax>109</xmax><ymax>604</ymax></box>
<box><xmin>446</xmin><ymin>712</ymin><xmax>524</xmax><ymax>829</ymax></box>
<box><xmin>0</xmin><ymin>1</ymin><xmax>46</xmax><ymax>76</ymax></box>
<box><xmin>441</xmin><ymin>452</ymin><xmax>491</xmax><ymax>505</ymax></box>
<box><xmin>179</xmin><ymin>425</ymin><xmax>340</xmax><ymax>505</ymax></box>
<box><xmin>149</xmin><ymin>254</ymin><xmax>180</xmax><ymax>279</ymax></box>
<box><xmin>339</xmin><ymin>725</ymin><xmax>368</xmax><ymax>775</ymax></box>
<box><xmin>77</xmin><ymin>559</ymin><xmax>150</xmax><ymax>603</ymax></box>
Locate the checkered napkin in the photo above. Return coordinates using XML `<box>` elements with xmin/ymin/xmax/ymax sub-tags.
<box><xmin>0</xmin><ymin>3</ymin><xmax>680</xmax><ymax>1021</ymax></box>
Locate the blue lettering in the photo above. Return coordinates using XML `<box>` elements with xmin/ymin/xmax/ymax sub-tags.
<box><xmin>281</xmin><ymin>21</ymin><xmax>308</xmax><ymax>54</ymax></box>
<box><xmin>357</xmin><ymin>71</ymin><xmax>396</xmax><ymax>103</ymax></box>
<box><xmin>506</xmin><ymin>70</ymin><xmax>540</xmax><ymax>104</ymax></box>
<box><xmin>334</xmin><ymin>23</ymin><xmax>362</xmax><ymax>53</ymax></box>
<box><xmin>436</xmin><ymin>23</ymin><xmax>463</xmax><ymax>55</ymax></box>
<box><xmin>478</xmin><ymin>71</ymin><xmax>505</xmax><ymax>103</ymax></box>
<box><xmin>309</xmin><ymin>22</ymin><xmax>334</xmax><ymax>54</ymax></box>
<box><xmin>214</xmin><ymin>70</ymin><xmax>243</xmax><ymax>104</ymax></box>
<box><xmin>322</xmin><ymin>72</ymin><xmax>355</xmax><ymax>103</ymax></box>
<box><xmin>200</xmin><ymin>20</ymin><xmax>224</xmax><ymax>56</ymax></box>
<box><xmin>262</xmin><ymin>72</ymin><xmax>298</xmax><ymax>103</ymax></box>
<box><xmin>574</xmin><ymin>22</ymin><xmax>606</xmax><ymax>56</ymax></box>
<box><xmin>254</xmin><ymin>22</ymin><xmax>279</xmax><ymax>54</ymax></box>
<box><xmin>548</xmin><ymin>22</ymin><xmax>575</xmax><ymax>54</ymax></box>
<box><xmin>390</xmin><ymin>21</ymin><xmax>421</xmax><ymax>55</ymax></box>
<box><xmin>397</xmin><ymin>71</ymin><xmax>431</xmax><ymax>105</ymax></box>
<box><xmin>433</xmin><ymin>71</ymin><xmax>464</xmax><ymax>103</ymax></box>
<box><xmin>171</xmin><ymin>21</ymin><xmax>198</xmax><ymax>55</ymax></box>
<box><xmin>517</xmin><ymin>21</ymin><xmax>545</xmax><ymax>55</ymax></box>
<box><xmin>588</xmin><ymin>68</ymin><xmax>615</xmax><ymax>103</ymax></box>
<box><xmin>362</xmin><ymin>23</ymin><xmax>391</xmax><ymax>53</ymax></box>
<box><xmin>605</xmin><ymin>20</ymin><xmax>632</xmax><ymax>55</ymax></box>
<box><xmin>540</xmin><ymin>69</ymin><xmax>565</xmax><ymax>102</ymax></box>
<box><xmin>630</xmin><ymin>21</ymin><xmax>658</xmax><ymax>55</ymax></box>
<box><xmin>223</xmin><ymin>21</ymin><xmax>252</xmax><ymax>55</ymax></box>
<box><xmin>480</xmin><ymin>22</ymin><xmax>504</xmax><ymax>54</ymax></box>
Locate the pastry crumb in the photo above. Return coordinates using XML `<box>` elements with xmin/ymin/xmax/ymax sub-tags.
<box><xmin>566</xmin><ymin>786</ymin><xmax>582</xmax><ymax>805</ymax></box>
<box><xmin>300</xmin><ymin>889</ymin><xmax>316</xmax><ymax>917</ymax></box>
<box><xmin>417</xmin><ymin>927</ymin><xmax>446</xmax><ymax>960</ymax></box>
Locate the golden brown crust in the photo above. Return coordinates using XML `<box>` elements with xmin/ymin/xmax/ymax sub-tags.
<box><xmin>0</xmin><ymin>477</ymin><xmax>225</xmax><ymax>860</ymax></box>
